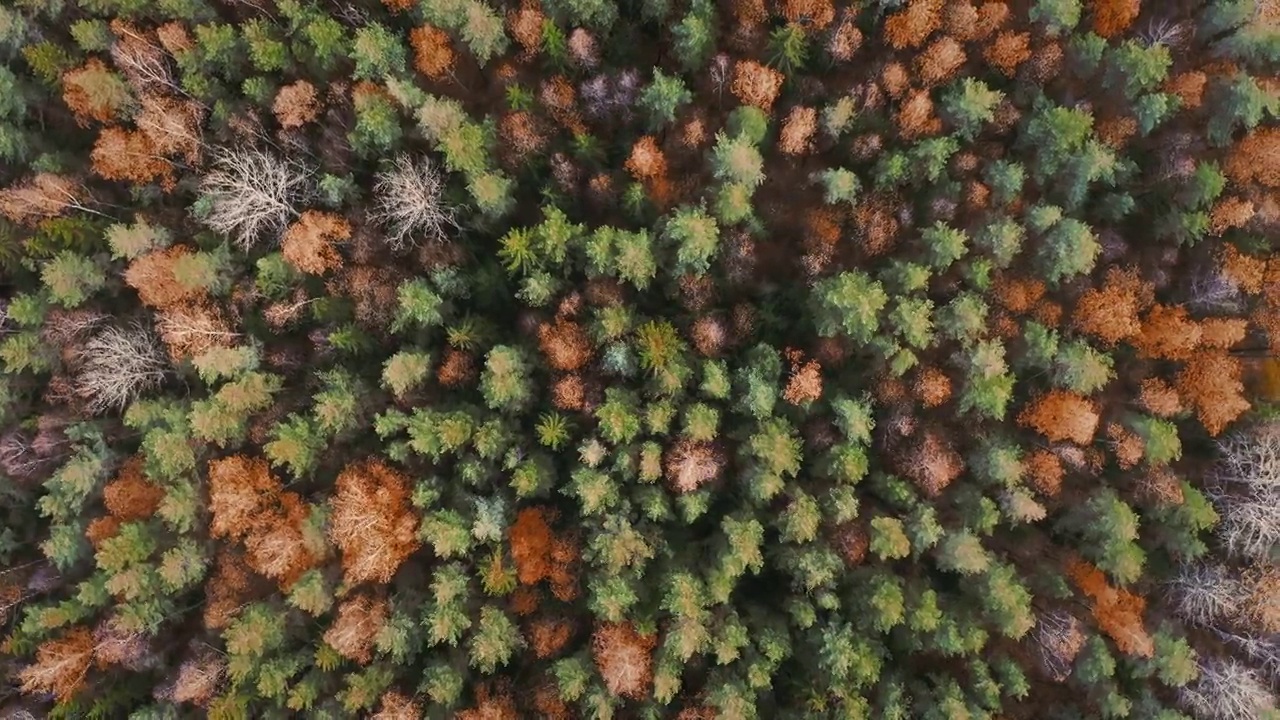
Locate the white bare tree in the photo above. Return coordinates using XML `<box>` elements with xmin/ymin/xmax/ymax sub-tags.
<box><xmin>1216</xmin><ymin>492</ymin><xmax>1280</xmax><ymax>560</ymax></box>
<box><xmin>368</xmin><ymin>154</ymin><xmax>456</xmax><ymax>251</ymax></box>
<box><xmin>198</xmin><ymin>148</ymin><xmax>314</xmax><ymax>249</ymax></box>
<box><xmin>1215</xmin><ymin>629</ymin><xmax>1280</xmax><ymax>684</ymax></box>
<box><xmin>1178</xmin><ymin>658</ymin><xmax>1277</xmax><ymax>720</ymax></box>
<box><xmin>1170</xmin><ymin>563</ymin><xmax>1244</xmax><ymax>627</ymax></box>
<box><xmin>76</xmin><ymin>324</ymin><xmax>169</xmax><ymax>414</ymax></box>
<box><xmin>1217</xmin><ymin>423</ymin><xmax>1280</xmax><ymax>491</ymax></box>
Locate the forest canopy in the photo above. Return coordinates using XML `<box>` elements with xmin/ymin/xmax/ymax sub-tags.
<box><xmin>0</xmin><ymin>0</ymin><xmax>1279</xmax><ymax>718</ymax></box>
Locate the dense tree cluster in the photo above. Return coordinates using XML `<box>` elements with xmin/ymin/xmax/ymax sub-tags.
<box><xmin>0</xmin><ymin>0</ymin><xmax>1278</xmax><ymax>718</ymax></box>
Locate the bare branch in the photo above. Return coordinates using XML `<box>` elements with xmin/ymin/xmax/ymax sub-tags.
<box><xmin>75</xmin><ymin>324</ymin><xmax>170</xmax><ymax>414</ymax></box>
<box><xmin>367</xmin><ymin>154</ymin><xmax>456</xmax><ymax>251</ymax></box>
<box><xmin>1179</xmin><ymin>658</ymin><xmax>1277</xmax><ymax>720</ymax></box>
<box><xmin>198</xmin><ymin>148</ymin><xmax>314</xmax><ymax>249</ymax></box>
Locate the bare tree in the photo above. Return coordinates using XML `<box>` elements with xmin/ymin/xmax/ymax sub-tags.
<box><xmin>1215</xmin><ymin>492</ymin><xmax>1280</xmax><ymax>561</ymax></box>
<box><xmin>368</xmin><ymin>155</ymin><xmax>456</xmax><ymax>251</ymax></box>
<box><xmin>1170</xmin><ymin>563</ymin><xmax>1244</xmax><ymax>627</ymax></box>
<box><xmin>75</xmin><ymin>324</ymin><xmax>169</xmax><ymax>414</ymax></box>
<box><xmin>1215</xmin><ymin>629</ymin><xmax>1280</xmax><ymax>684</ymax></box>
<box><xmin>1217</xmin><ymin>423</ymin><xmax>1280</xmax><ymax>491</ymax></box>
<box><xmin>1178</xmin><ymin>658</ymin><xmax>1276</xmax><ymax>720</ymax></box>
<box><xmin>198</xmin><ymin>148</ymin><xmax>313</xmax><ymax>249</ymax></box>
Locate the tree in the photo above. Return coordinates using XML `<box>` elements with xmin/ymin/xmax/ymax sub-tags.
<box><xmin>77</xmin><ymin>324</ymin><xmax>169</xmax><ymax>414</ymax></box>
<box><xmin>369</xmin><ymin>155</ymin><xmax>456</xmax><ymax>251</ymax></box>
<box><xmin>351</xmin><ymin>23</ymin><xmax>405</xmax><ymax>81</ymax></box>
<box><xmin>1019</xmin><ymin>390</ymin><xmax>1099</xmax><ymax>444</ymax></box>
<box><xmin>663</xmin><ymin>206</ymin><xmax>720</xmax><ymax>275</ymax></box>
<box><xmin>941</xmin><ymin>78</ymin><xmax>1002</xmax><ymax>139</ymax></box>
<box><xmin>481</xmin><ymin>345</ymin><xmax>533</xmax><ymax>411</ymax></box>
<box><xmin>711</xmin><ymin>132</ymin><xmax>764</xmax><ymax>188</ymax></box>
<box><xmin>1038</xmin><ymin>218</ymin><xmax>1099</xmax><ymax>284</ymax></box>
<box><xmin>1178</xmin><ymin>659</ymin><xmax>1276</xmax><ymax>720</ymax></box>
<box><xmin>198</xmin><ymin>149</ymin><xmax>314</xmax><ymax>249</ymax></box>
<box><xmin>282</xmin><ymin>210</ymin><xmax>348</xmax><ymax>275</ymax></box>
<box><xmin>731</xmin><ymin>60</ymin><xmax>783</xmax><ymax>112</ymax></box>
<box><xmin>1029</xmin><ymin>0</ymin><xmax>1080</xmax><ymax>35</ymax></box>
<box><xmin>62</xmin><ymin>58</ymin><xmax>132</xmax><ymax>126</ymax></box>
<box><xmin>1072</xmin><ymin>266</ymin><xmax>1152</xmax><ymax>345</ymax></box>
<box><xmin>329</xmin><ymin>460</ymin><xmax>420</xmax><ymax>585</ymax></box>
<box><xmin>41</xmin><ymin>251</ymin><xmax>105</xmax><ymax>308</ymax></box>
<box><xmin>812</xmin><ymin>271</ymin><xmax>888</xmax><ymax>344</ymax></box>
<box><xmin>1176</xmin><ymin>352</ymin><xmax>1250</xmax><ymax>437</ymax></box>
<box><xmin>18</xmin><ymin>626</ymin><xmax>95</xmax><ymax>701</ymax></box>
<box><xmin>640</xmin><ymin>69</ymin><xmax>691</xmax><ymax>130</ymax></box>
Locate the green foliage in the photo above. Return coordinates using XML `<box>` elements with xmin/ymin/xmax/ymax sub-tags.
<box><xmin>639</xmin><ymin>69</ymin><xmax>691</xmax><ymax>130</ymax></box>
<box><xmin>942</xmin><ymin>79</ymin><xmax>1003</xmax><ymax>139</ymax></box>
<box><xmin>812</xmin><ymin>271</ymin><xmax>888</xmax><ymax>344</ymax></box>
<box><xmin>41</xmin><ymin>251</ymin><xmax>104</xmax><ymax>307</ymax></box>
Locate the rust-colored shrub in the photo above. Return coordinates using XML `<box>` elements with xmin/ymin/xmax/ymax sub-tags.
<box><xmin>625</xmin><ymin>136</ymin><xmax>667</xmax><ymax>181</ymax></box>
<box><xmin>1026</xmin><ymin>449</ymin><xmax>1064</xmax><ymax>497</ymax></box>
<box><xmin>880</xmin><ymin>61</ymin><xmax>911</xmax><ymax>99</ymax></box>
<box><xmin>902</xmin><ymin>430</ymin><xmax>963</xmax><ymax>497</ymax></box>
<box><xmin>1164</xmin><ymin>71</ymin><xmax>1207</xmax><ymax>110</ymax></box>
<box><xmin>136</xmin><ymin>94</ymin><xmax>203</xmax><ymax>163</ymax></box>
<box><xmin>507</xmin><ymin>3</ymin><xmax>545</xmax><ymax>58</ymax></box>
<box><xmin>527</xmin><ymin>617</ymin><xmax>574</xmax><ymax>658</ymax></box>
<box><xmin>552</xmin><ymin>374</ymin><xmax>585</xmax><ymax>411</ymax></box>
<box><xmin>781</xmin><ymin>0</ymin><xmax>835</xmax><ymax>28</ymax></box>
<box><xmin>510</xmin><ymin>506</ymin><xmax>556</xmax><ymax>586</ymax></box>
<box><xmin>438</xmin><ymin>348</ymin><xmax>477</xmax><ymax>388</ymax></box>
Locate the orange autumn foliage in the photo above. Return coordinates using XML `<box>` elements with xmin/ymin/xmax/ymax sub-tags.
<box><xmin>731</xmin><ymin>60</ymin><xmax>784</xmax><ymax>112</ymax></box>
<box><xmin>1226</xmin><ymin>127</ymin><xmax>1280</xmax><ymax>188</ymax></box>
<box><xmin>897</xmin><ymin>89</ymin><xmax>942</xmax><ymax>138</ymax></box>
<box><xmin>1209</xmin><ymin>195</ymin><xmax>1256</xmax><ymax>236</ymax></box>
<box><xmin>984</xmin><ymin>31</ymin><xmax>1032</xmax><ymax>77</ymax></box>
<box><xmin>1176</xmin><ymin>351</ymin><xmax>1251</xmax><ymax>436</ymax></box>
<box><xmin>1072</xmin><ymin>267</ymin><xmax>1153</xmax><ymax>345</ymax></box>
<box><xmin>1138</xmin><ymin>377</ymin><xmax>1184</xmax><ymax>418</ymax></box>
<box><xmin>625</xmin><ymin>136</ymin><xmax>667</xmax><ymax>181</ymax></box>
<box><xmin>206</xmin><ymin>455</ymin><xmax>321</xmax><ymax>585</ymax></box>
<box><xmin>783</xmin><ymin>350</ymin><xmax>823</xmax><ymax>405</ymax></box>
<box><xmin>1067</xmin><ymin>557</ymin><xmax>1154</xmax><ymax>657</ymax></box>
<box><xmin>592</xmin><ymin>622</ymin><xmax>657</xmax><ymax>700</ymax></box>
<box><xmin>779</xmin><ymin>106</ymin><xmax>818</xmax><ymax>156</ymax></box>
<box><xmin>1019</xmin><ymin>391</ymin><xmax>1100</xmax><ymax>445</ymax></box>
<box><xmin>914</xmin><ymin>366</ymin><xmax>953</xmax><ymax>407</ymax></box>
<box><xmin>538</xmin><ymin>319</ymin><xmax>593</xmax><ymax>371</ymax></box>
<box><xmin>1025</xmin><ymin>449</ymin><xmax>1065</xmax><ymax>497</ymax></box>
<box><xmin>1092</xmin><ymin>0</ymin><xmax>1141</xmax><ymax>39</ymax></box>
<box><xmin>884</xmin><ymin>0</ymin><xmax>944</xmax><ymax>49</ymax></box>
<box><xmin>1199</xmin><ymin>317</ymin><xmax>1248</xmax><ymax>350</ymax></box>
<box><xmin>410</xmin><ymin>25</ymin><xmax>456</xmax><ymax>80</ymax></box>
<box><xmin>510</xmin><ymin>506</ymin><xmax>556</xmax><ymax>586</ymax></box>
<box><xmin>18</xmin><ymin>627</ymin><xmax>96</xmax><ymax>701</ymax></box>
<box><xmin>125</xmin><ymin>245</ymin><xmax>200</xmax><ymax>309</ymax></box>
<box><xmin>91</xmin><ymin>127</ymin><xmax>175</xmax><ymax>189</ymax></box>
<box><xmin>102</xmin><ymin>456</ymin><xmax>164</xmax><ymax>520</ymax></box>
<box><xmin>993</xmin><ymin>275</ymin><xmax>1045</xmax><ymax>314</ymax></box>
<box><xmin>527</xmin><ymin>617</ymin><xmax>574</xmax><ymax>658</ymax></box>
<box><xmin>915</xmin><ymin>36</ymin><xmax>967</xmax><ymax>86</ymax></box>
<box><xmin>1219</xmin><ymin>243</ymin><xmax>1268</xmax><ymax>295</ymax></box>
<box><xmin>282</xmin><ymin>210</ymin><xmax>349</xmax><ymax>275</ymax></box>
<box><xmin>0</xmin><ymin>174</ymin><xmax>84</xmax><ymax>226</ymax></box>
<box><xmin>329</xmin><ymin>459</ymin><xmax>421</xmax><ymax>585</ymax></box>
<box><xmin>1132</xmin><ymin>304</ymin><xmax>1202</xmax><ymax>361</ymax></box>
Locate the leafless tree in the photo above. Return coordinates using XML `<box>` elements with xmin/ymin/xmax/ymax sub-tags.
<box><xmin>1214</xmin><ymin>629</ymin><xmax>1280</xmax><ymax>683</ymax></box>
<box><xmin>109</xmin><ymin>24</ymin><xmax>179</xmax><ymax>94</ymax></box>
<box><xmin>1188</xmin><ymin>268</ymin><xmax>1244</xmax><ymax>312</ymax></box>
<box><xmin>198</xmin><ymin>148</ymin><xmax>314</xmax><ymax>249</ymax></box>
<box><xmin>1215</xmin><ymin>491</ymin><xmax>1280</xmax><ymax>560</ymax></box>
<box><xmin>1217</xmin><ymin>423</ymin><xmax>1280</xmax><ymax>491</ymax></box>
<box><xmin>1170</xmin><ymin>563</ymin><xmax>1244</xmax><ymax>627</ymax></box>
<box><xmin>75</xmin><ymin>324</ymin><xmax>169</xmax><ymax>414</ymax></box>
<box><xmin>367</xmin><ymin>155</ymin><xmax>456</xmax><ymax>251</ymax></box>
<box><xmin>1178</xmin><ymin>658</ymin><xmax>1276</xmax><ymax>720</ymax></box>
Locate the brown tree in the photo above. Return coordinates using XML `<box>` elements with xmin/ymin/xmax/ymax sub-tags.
<box><xmin>18</xmin><ymin>627</ymin><xmax>95</xmax><ymax>701</ymax></box>
<box><xmin>329</xmin><ymin>459</ymin><xmax>421</xmax><ymax>585</ymax></box>
<box><xmin>901</xmin><ymin>430</ymin><xmax>963</xmax><ymax>497</ymax></box>
<box><xmin>372</xmin><ymin>692</ymin><xmax>423</xmax><ymax>720</ymax></box>
<box><xmin>592</xmin><ymin>622</ymin><xmax>657</xmax><ymax>700</ymax></box>
<box><xmin>896</xmin><ymin>89</ymin><xmax>942</xmax><ymax>138</ymax></box>
<box><xmin>883</xmin><ymin>0</ymin><xmax>944</xmax><ymax>49</ymax></box>
<box><xmin>538</xmin><ymin>319</ymin><xmax>593</xmax><ymax>371</ymax></box>
<box><xmin>1092</xmin><ymin>0</ymin><xmax>1141</xmax><ymax>38</ymax></box>
<box><xmin>779</xmin><ymin>106</ymin><xmax>818</xmax><ymax>155</ymax></box>
<box><xmin>90</xmin><ymin>127</ymin><xmax>175</xmax><ymax>189</ymax></box>
<box><xmin>282</xmin><ymin>210</ymin><xmax>349</xmax><ymax>275</ymax></box>
<box><xmin>507</xmin><ymin>2</ymin><xmax>545</xmax><ymax>58</ymax></box>
<box><xmin>984</xmin><ymin>31</ymin><xmax>1031</xmax><ymax>77</ymax></box>
<box><xmin>1132</xmin><ymin>304</ymin><xmax>1202</xmax><ymax>360</ymax></box>
<box><xmin>102</xmin><ymin>456</ymin><xmax>164</xmax><ymax>520</ymax></box>
<box><xmin>731</xmin><ymin>60</ymin><xmax>784</xmax><ymax>112</ymax></box>
<box><xmin>273</xmin><ymin>80</ymin><xmax>321</xmax><ymax>129</ymax></box>
<box><xmin>664</xmin><ymin>438</ymin><xmax>725</xmax><ymax>493</ymax></box>
<box><xmin>125</xmin><ymin>245</ymin><xmax>201</xmax><ymax>309</ymax></box>
<box><xmin>136</xmin><ymin>94</ymin><xmax>203</xmax><ymax>164</ymax></box>
<box><xmin>157</xmin><ymin>302</ymin><xmax>237</xmax><ymax>361</ymax></box>
<box><xmin>0</xmin><ymin>174</ymin><xmax>86</xmax><ymax>226</ymax></box>
<box><xmin>1025</xmin><ymin>449</ymin><xmax>1065</xmax><ymax>497</ymax></box>
<box><xmin>410</xmin><ymin>25</ymin><xmax>456</xmax><ymax>80</ymax></box>
<box><xmin>783</xmin><ymin>350</ymin><xmax>823</xmax><ymax>405</ymax></box>
<box><xmin>510</xmin><ymin>506</ymin><xmax>556</xmax><ymax>587</ymax></box>
<box><xmin>1019</xmin><ymin>391</ymin><xmax>1100</xmax><ymax>445</ymax></box>
<box><xmin>1072</xmin><ymin>267</ymin><xmax>1153</xmax><ymax>345</ymax></box>
<box><xmin>323</xmin><ymin>594</ymin><xmax>388</xmax><ymax>664</ymax></box>
<box><xmin>62</xmin><ymin>58</ymin><xmax>132</xmax><ymax>126</ymax></box>
<box><xmin>913</xmin><ymin>366</ymin><xmax>953</xmax><ymax>407</ymax></box>
<box><xmin>1067</xmin><ymin>557</ymin><xmax>1154</xmax><ymax>657</ymax></box>
<box><xmin>1138</xmin><ymin>377</ymin><xmax>1184</xmax><ymax>418</ymax></box>
<box><xmin>915</xmin><ymin>36</ymin><xmax>967</xmax><ymax>86</ymax></box>
<box><xmin>1176</xmin><ymin>351</ymin><xmax>1251</xmax><ymax>436</ymax></box>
